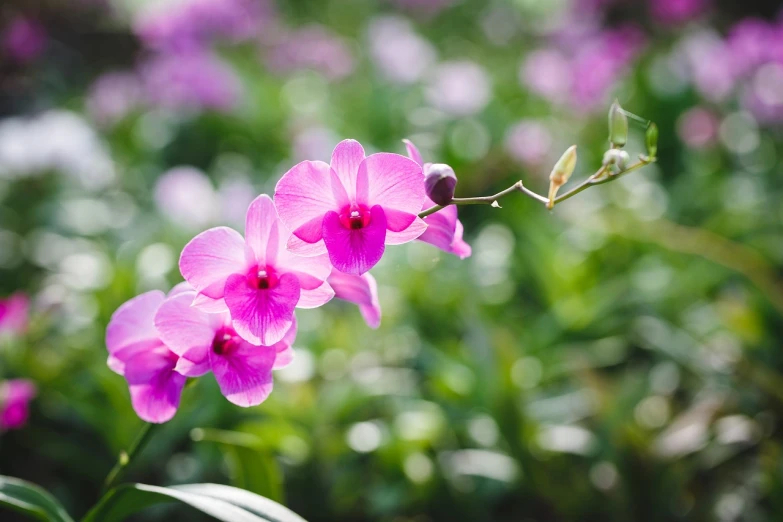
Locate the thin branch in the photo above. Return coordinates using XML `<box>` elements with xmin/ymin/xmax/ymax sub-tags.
<box><xmin>416</xmin><ymin>156</ymin><xmax>655</xmax><ymax>219</ymax></box>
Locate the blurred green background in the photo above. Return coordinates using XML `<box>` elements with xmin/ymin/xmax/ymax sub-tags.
<box><xmin>2</xmin><ymin>0</ymin><xmax>783</xmax><ymax>520</ymax></box>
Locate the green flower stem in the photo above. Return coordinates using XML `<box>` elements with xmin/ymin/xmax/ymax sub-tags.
<box><xmin>416</xmin><ymin>156</ymin><xmax>656</xmax><ymax>218</ymax></box>
<box><xmin>101</xmin><ymin>422</ymin><xmax>156</xmax><ymax>494</ymax></box>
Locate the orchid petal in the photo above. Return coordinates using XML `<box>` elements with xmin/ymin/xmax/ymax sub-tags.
<box><xmin>330</xmin><ymin>139</ymin><xmax>365</xmax><ymax>199</ymax></box>
<box><xmin>274</xmin><ymin>160</ymin><xmax>347</xmax><ymax>242</ymax></box>
<box><xmin>179</xmin><ymin>226</ymin><xmax>252</xmax><ymax>299</ymax></box>
<box><xmin>210</xmin><ymin>340</ymin><xmax>275</xmax><ymax>407</ymax></box>
<box><xmin>359</xmin><ymin>153</ymin><xmax>424</xmax><ymax>215</ymax></box>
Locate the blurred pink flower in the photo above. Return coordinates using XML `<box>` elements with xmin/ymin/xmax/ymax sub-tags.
<box><xmin>327</xmin><ymin>270</ymin><xmax>381</xmax><ymax>329</ymax></box>
<box><xmin>265</xmin><ymin>25</ymin><xmax>355</xmax><ymax>81</ymax></box>
<box><xmin>154</xmin><ymin>289</ymin><xmax>294</xmax><ymax>407</ymax></box>
<box><xmin>522</xmin><ymin>26</ymin><xmax>644</xmax><ymax>111</ymax></box>
<box><xmin>140</xmin><ymin>50</ymin><xmax>242</xmax><ymax>112</ymax></box>
<box><xmin>275</xmin><ymin>140</ymin><xmax>426</xmax><ymax>274</ymax></box>
<box><xmin>105</xmin><ymin>289</ymin><xmax>187</xmax><ymax>423</ymax></box>
<box><xmin>135</xmin><ymin>0</ymin><xmax>276</xmax><ymax>51</ymax></box>
<box><xmin>404</xmin><ymin>140</ymin><xmax>471</xmax><ymax>259</ymax></box>
<box><xmin>2</xmin><ymin>17</ymin><xmax>46</xmax><ymax>63</ymax></box>
<box><xmin>425</xmin><ymin>61</ymin><xmax>492</xmax><ymax>116</ymax></box>
<box><xmin>677</xmin><ymin>107</ymin><xmax>719</xmax><ymax>149</ymax></box>
<box><xmin>0</xmin><ymin>379</ymin><xmax>36</xmax><ymax>430</ymax></box>
<box><xmin>155</xmin><ymin>167</ymin><xmax>219</xmax><ymax>230</ymax></box>
<box><xmin>179</xmin><ymin>195</ymin><xmax>333</xmax><ymax>345</ymax></box>
<box><xmin>650</xmin><ymin>0</ymin><xmax>710</xmax><ymax>24</ymax></box>
<box><xmin>367</xmin><ymin>16</ymin><xmax>436</xmax><ymax>85</ymax></box>
<box><xmin>504</xmin><ymin>121</ymin><xmax>553</xmax><ymax>168</ymax></box>
<box><xmin>86</xmin><ymin>71</ymin><xmax>143</xmax><ymax>128</ymax></box>
<box><xmin>0</xmin><ymin>293</ymin><xmax>29</xmax><ymax>337</ymax></box>
<box><xmin>520</xmin><ymin>49</ymin><xmax>571</xmax><ymax>105</ymax></box>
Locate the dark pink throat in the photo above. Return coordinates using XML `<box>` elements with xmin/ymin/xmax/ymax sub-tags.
<box><xmin>339</xmin><ymin>205</ymin><xmax>371</xmax><ymax>230</ymax></box>
<box><xmin>212</xmin><ymin>328</ymin><xmax>240</xmax><ymax>355</ymax></box>
<box><xmin>249</xmin><ymin>267</ymin><xmax>278</xmax><ymax>290</ymax></box>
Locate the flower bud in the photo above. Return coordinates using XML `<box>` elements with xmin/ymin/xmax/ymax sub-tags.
<box><xmin>608</xmin><ymin>100</ymin><xmax>628</xmax><ymax>148</ymax></box>
<box><xmin>549</xmin><ymin>145</ymin><xmax>577</xmax><ymax>187</ymax></box>
<box><xmin>602</xmin><ymin>149</ymin><xmax>630</xmax><ymax>170</ymax></box>
<box><xmin>646</xmin><ymin>123</ymin><xmax>658</xmax><ymax>158</ymax></box>
<box><xmin>424</xmin><ymin>163</ymin><xmax>458</xmax><ymax>206</ymax></box>
<box><xmin>547</xmin><ymin>145</ymin><xmax>577</xmax><ymax>209</ymax></box>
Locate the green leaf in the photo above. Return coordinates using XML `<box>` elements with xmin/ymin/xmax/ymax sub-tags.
<box><xmin>172</xmin><ymin>484</ymin><xmax>307</xmax><ymax>522</ymax></box>
<box><xmin>81</xmin><ymin>483</ymin><xmax>270</xmax><ymax>522</ymax></box>
<box><xmin>0</xmin><ymin>475</ymin><xmax>74</xmax><ymax>522</ymax></box>
<box><xmin>192</xmin><ymin>428</ymin><xmax>284</xmax><ymax>502</ymax></box>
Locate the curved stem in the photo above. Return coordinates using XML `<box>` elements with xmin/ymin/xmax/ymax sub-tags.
<box><xmin>102</xmin><ymin>422</ymin><xmax>155</xmax><ymax>494</ymax></box>
<box><xmin>416</xmin><ymin>157</ymin><xmax>655</xmax><ymax>219</ymax></box>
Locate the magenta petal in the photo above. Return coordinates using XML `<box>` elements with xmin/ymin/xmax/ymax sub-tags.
<box><xmin>292</xmin><ymin>216</ymin><xmax>324</xmax><ymax>244</ymax></box>
<box><xmin>179</xmin><ymin>227</ymin><xmax>252</xmax><ymax>299</ymax></box>
<box><xmin>418</xmin><ymin>205</ymin><xmax>471</xmax><ymax>258</ymax></box>
<box><xmin>450</xmin><ymin>220</ymin><xmax>472</xmax><ymax>259</ymax></box>
<box><xmin>330</xmin><ymin>139</ymin><xmax>365</xmax><ymax>199</ymax></box>
<box><xmin>403</xmin><ymin>139</ymin><xmax>424</xmax><ymax>166</ymax></box>
<box><xmin>245</xmin><ymin>194</ymin><xmax>280</xmax><ymax>265</ymax></box>
<box><xmin>322</xmin><ymin>206</ymin><xmax>387</xmax><ymax>275</ymax></box>
<box><xmin>175</xmin><ymin>346</ymin><xmax>211</xmax><ymax>377</ymax></box>
<box><xmin>154</xmin><ymin>292</ymin><xmax>220</xmax><ymax>357</ymax></box>
<box><xmin>106</xmin><ymin>290</ymin><xmax>165</xmax><ymax>374</ymax></box>
<box><xmin>383</xmin><ymin>208</ymin><xmax>417</xmax><ymax>232</ymax></box>
<box><xmin>210</xmin><ymin>341</ymin><xmax>275</xmax><ymax>407</ymax></box>
<box><xmin>385</xmin><ymin>216</ymin><xmax>427</xmax><ymax>245</ymax></box>
<box><xmin>360</xmin><ymin>153</ymin><xmax>425</xmax><ymax>215</ymax></box>
<box><xmin>274</xmin><ymin>160</ymin><xmax>344</xmax><ymax>239</ymax></box>
<box><xmin>298</xmin><ymin>281</ymin><xmax>335</xmax><ymax>308</ymax></box>
<box><xmin>272</xmin><ymin>316</ymin><xmax>297</xmax><ymax>369</ymax></box>
<box><xmin>191</xmin><ymin>292</ymin><xmax>229</xmax><ymax>313</ymax></box>
<box><xmin>125</xmin><ymin>347</ymin><xmax>186</xmax><ymax>424</ymax></box>
<box><xmin>224</xmin><ymin>273</ymin><xmax>300</xmax><ymax>346</ymax></box>
<box><xmin>328</xmin><ymin>270</ymin><xmax>381</xmax><ymax>328</ymax></box>
<box><xmin>286</xmin><ymin>233</ymin><xmax>328</xmax><ymax>256</ymax></box>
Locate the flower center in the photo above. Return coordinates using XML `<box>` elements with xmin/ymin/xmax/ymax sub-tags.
<box><xmin>339</xmin><ymin>205</ymin><xmax>371</xmax><ymax>230</ymax></box>
<box><xmin>212</xmin><ymin>329</ymin><xmax>239</xmax><ymax>355</ymax></box>
<box><xmin>249</xmin><ymin>266</ymin><xmax>278</xmax><ymax>290</ymax></box>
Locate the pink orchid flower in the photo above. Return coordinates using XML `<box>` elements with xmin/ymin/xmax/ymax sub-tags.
<box><xmin>179</xmin><ymin>194</ymin><xmax>333</xmax><ymax>346</ymax></box>
<box><xmin>0</xmin><ymin>379</ymin><xmax>36</xmax><ymax>430</ymax></box>
<box><xmin>274</xmin><ymin>139</ymin><xmax>427</xmax><ymax>275</ymax></box>
<box><xmin>105</xmin><ymin>288</ymin><xmax>188</xmax><ymax>423</ymax></box>
<box><xmin>0</xmin><ymin>292</ymin><xmax>30</xmax><ymax>337</ymax></box>
<box><xmin>404</xmin><ymin>140</ymin><xmax>471</xmax><ymax>259</ymax></box>
<box><xmin>154</xmin><ymin>289</ymin><xmax>294</xmax><ymax>407</ymax></box>
<box><xmin>327</xmin><ymin>269</ymin><xmax>381</xmax><ymax>329</ymax></box>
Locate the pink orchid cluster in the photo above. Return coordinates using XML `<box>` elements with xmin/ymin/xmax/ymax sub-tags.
<box><xmin>106</xmin><ymin>139</ymin><xmax>470</xmax><ymax>423</ymax></box>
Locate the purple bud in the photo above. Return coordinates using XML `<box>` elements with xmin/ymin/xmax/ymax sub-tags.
<box><xmin>424</xmin><ymin>163</ymin><xmax>458</xmax><ymax>205</ymax></box>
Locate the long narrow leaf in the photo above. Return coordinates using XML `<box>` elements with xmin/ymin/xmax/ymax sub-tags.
<box><xmin>0</xmin><ymin>475</ymin><xmax>74</xmax><ymax>522</ymax></box>
<box><xmin>81</xmin><ymin>483</ymin><xmax>266</xmax><ymax>522</ymax></box>
<box><xmin>172</xmin><ymin>484</ymin><xmax>307</xmax><ymax>522</ymax></box>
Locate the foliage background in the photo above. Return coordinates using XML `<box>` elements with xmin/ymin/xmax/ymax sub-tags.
<box><xmin>1</xmin><ymin>0</ymin><xmax>783</xmax><ymax>520</ymax></box>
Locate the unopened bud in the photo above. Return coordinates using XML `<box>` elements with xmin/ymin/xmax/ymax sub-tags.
<box><xmin>602</xmin><ymin>149</ymin><xmax>630</xmax><ymax>170</ymax></box>
<box><xmin>608</xmin><ymin>100</ymin><xmax>628</xmax><ymax>148</ymax></box>
<box><xmin>646</xmin><ymin>123</ymin><xmax>658</xmax><ymax>158</ymax></box>
<box><xmin>424</xmin><ymin>163</ymin><xmax>458</xmax><ymax>205</ymax></box>
<box><xmin>547</xmin><ymin>145</ymin><xmax>577</xmax><ymax>209</ymax></box>
<box><xmin>549</xmin><ymin>145</ymin><xmax>577</xmax><ymax>186</ymax></box>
